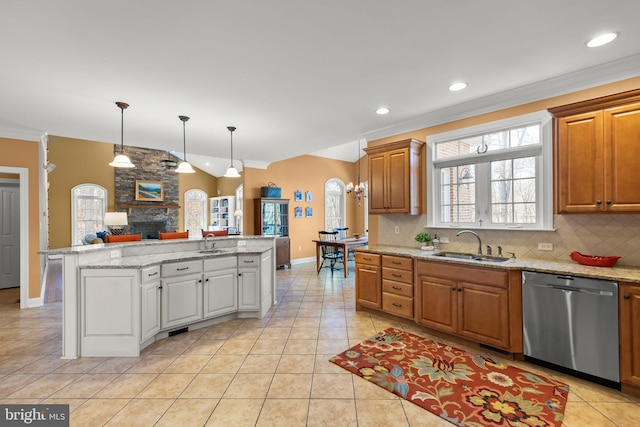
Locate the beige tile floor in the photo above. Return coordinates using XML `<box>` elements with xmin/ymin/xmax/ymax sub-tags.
<box><xmin>1</xmin><ymin>262</ymin><xmax>639</xmax><ymax>426</ymax></box>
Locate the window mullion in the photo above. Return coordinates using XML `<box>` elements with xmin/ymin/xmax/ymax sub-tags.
<box><xmin>475</xmin><ymin>162</ymin><xmax>490</xmax><ymax>228</ymax></box>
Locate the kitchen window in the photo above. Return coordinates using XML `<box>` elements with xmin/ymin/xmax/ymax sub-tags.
<box><xmin>184</xmin><ymin>189</ymin><xmax>208</xmax><ymax>237</ymax></box>
<box><xmin>427</xmin><ymin>111</ymin><xmax>553</xmax><ymax>230</ymax></box>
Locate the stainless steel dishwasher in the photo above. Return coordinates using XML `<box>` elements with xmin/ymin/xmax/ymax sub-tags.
<box><xmin>522</xmin><ymin>271</ymin><xmax>619</xmax><ymax>385</ymax></box>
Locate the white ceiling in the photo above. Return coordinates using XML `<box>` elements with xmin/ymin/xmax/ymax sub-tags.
<box><xmin>2</xmin><ymin>1</ymin><xmax>640</xmax><ymax>176</ymax></box>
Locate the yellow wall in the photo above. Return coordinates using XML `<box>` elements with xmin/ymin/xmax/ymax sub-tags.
<box><xmin>216</xmin><ymin>176</ymin><xmax>243</xmax><ymax>198</ymax></box>
<box><xmin>0</xmin><ymin>137</ymin><xmax>41</xmax><ymax>299</ymax></box>
<box><xmin>244</xmin><ymin>154</ymin><xmax>359</xmax><ymax>260</ymax></box>
<box><xmin>48</xmin><ymin>136</ymin><xmax>217</xmax><ymax>248</ymax></box>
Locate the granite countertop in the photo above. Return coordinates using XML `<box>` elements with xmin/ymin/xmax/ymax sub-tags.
<box><xmin>79</xmin><ymin>247</ymin><xmax>270</xmax><ymax>269</ymax></box>
<box><xmin>358</xmin><ymin>245</ymin><xmax>640</xmax><ymax>284</ymax></box>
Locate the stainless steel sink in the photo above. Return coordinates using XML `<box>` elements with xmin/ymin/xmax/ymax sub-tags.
<box><xmin>432</xmin><ymin>251</ymin><xmax>509</xmax><ymax>262</ymax></box>
<box><xmin>198</xmin><ymin>249</ymin><xmax>227</xmax><ymax>254</ymax></box>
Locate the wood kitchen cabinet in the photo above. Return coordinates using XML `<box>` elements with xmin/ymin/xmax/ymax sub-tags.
<box><xmin>355</xmin><ymin>252</ymin><xmax>381</xmax><ymax>309</ymax></box>
<box><xmin>620</xmin><ymin>283</ymin><xmax>640</xmax><ymax>388</ymax></box>
<box><xmin>416</xmin><ymin>260</ymin><xmax>522</xmax><ymax>352</ymax></box>
<box><xmin>551</xmin><ymin>89</ymin><xmax>640</xmax><ymax>213</ymax></box>
<box><xmin>381</xmin><ymin>255</ymin><xmax>414</xmax><ymax>319</ymax></box>
<box><xmin>364</xmin><ymin>138</ymin><xmax>424</xmax><ymax>215</ymax></box>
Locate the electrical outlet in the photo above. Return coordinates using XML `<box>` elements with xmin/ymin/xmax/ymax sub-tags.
<box><xmin>394</xmin><ymin>226</ymin><xmax>400</xmax><ymax>234</ymax></box>
<box><xmin>110</xmin><ymin>250</ymin><xmax>120</xmax><ymax>258</ymax></box>
<box><xmin>440</xmin><ymin>236</ymin><xmax>450</xmax><ymax>243</ymax></box>
<box><xmin>238</xmin><ymin>240</ymin><xmax>246</xmax><ymax>246</ymax></box>
<box><xmin>538</xmin><ymin>242</ymin><xmax>553</xmax><ymax>251</ymax></box>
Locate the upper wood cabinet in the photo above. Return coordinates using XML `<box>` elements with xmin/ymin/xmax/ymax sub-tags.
<box><xmin>550</xmin><ymin>89</ymin><xmax>640</xmax><ymax>213</ymax></box>
<box><xmin>364</xmin><ymin>138</ymin><xmax>425</xmax><ymax>215</ymax></box>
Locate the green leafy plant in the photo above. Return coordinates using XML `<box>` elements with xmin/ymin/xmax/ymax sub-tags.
<box><xmin>415</xmin><ymin>232</ymin><xmax>433</xmax><ymax>244</ymax></box>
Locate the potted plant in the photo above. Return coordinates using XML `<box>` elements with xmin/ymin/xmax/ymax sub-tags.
<box><xmin>415</xmin><ymin>232</ymin><xmax>433</xmax><ymax>249</ymax></box>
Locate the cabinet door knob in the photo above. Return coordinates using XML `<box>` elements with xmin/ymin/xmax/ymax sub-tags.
<box><xmin>624</xmin><ymin>295</ymin><xmax>631</xmax><ymax>300</ymax></box>
<box><xmin>457</xmin><ymin>288</ymin><xmax>462</xmax><ymax>292</ymax></box>
<box><xmin>596</xmin><ymin>200</ymin><xmax>602</xmax><ymax>205</ymax></box>
<box><xmin>451</xmin><ymin>287</ymin><xmax>456</xmax><ymax>292</ymax></box>
<box><xmin>606</xmin><ymin>200</ymin><xmax>612</xmax><ymax>205</ymax></box>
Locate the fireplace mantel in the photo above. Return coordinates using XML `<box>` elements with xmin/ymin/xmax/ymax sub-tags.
<box><xmin>117</xmin><ymin>204</ymin><xmax>180</xmax><ymax>209</ymax></box>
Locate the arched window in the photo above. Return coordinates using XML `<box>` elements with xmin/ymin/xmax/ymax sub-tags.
<box><xmin>71</xmin><ymin>184</ymin><xmax>107</xmax><ymax>245</ymax></box>
<box><xmin>184</xmin><ymin>189</ymin><xmax>208</xmax><ymax>238</ymax></box>
<box><xmin>325</xmin><ymin>178</ymin><xmax>345</xmax><ymax>231</ymax></box>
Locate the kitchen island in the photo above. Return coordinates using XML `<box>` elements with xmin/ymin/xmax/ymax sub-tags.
<box><xmin>43</xmin><ymin>236</ymin><xmax>276</xmax><ymax>358</ymax></box>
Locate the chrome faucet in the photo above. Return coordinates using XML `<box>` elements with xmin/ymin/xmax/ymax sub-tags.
<box><xmin>203</xmin><ymin>234</ymin><xmax>215</xmax><ymax>250</ymax></box>
<box><xmin>456</xmin><ymin>230</ymin><xmax>482</xmax><ymax>255</ymax></box>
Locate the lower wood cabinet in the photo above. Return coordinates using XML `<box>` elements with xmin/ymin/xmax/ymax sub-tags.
<box><xmin>381</xmin><ymin>255</ymin><xmax>414</xmax><ymax>319</ymax></box>
<box><xmin>416</xmin><ymin>260</ymin><xmax>522</xmax><ymax>352</ymax></box>
<box><xmin>620</xmin><ymin>283</ymin><xmax>640</xmax><ymax>387</ymax></box>
<box><xmin>355</xmin><ymin>253</ymin><xmax>382</xmax><ymax>309</ymax></box>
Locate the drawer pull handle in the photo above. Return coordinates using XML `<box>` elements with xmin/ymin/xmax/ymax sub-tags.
<box><xmin>147</xmin><ymin>271</ymin><xmax>158</xmax><ymax>277</ymax></box>
<box><xmin>176</xmin><ymin>267</ymin><xmax>189</xmax><ymax>271</ymax></box>
<box><xmin>392</xmin><ymin>286</ymin><xmax>402</xmax><ymax>290</ymax></box>
<box><xmin>363</xmin><ymin>257</ymin><xmax>372</xmax><ymax>261</ymax></box>
<box><xmin>392</xmin><ymin>303</ymin><xmax>402</xmax><ymax>307</ymax></box>
<box><xmin>392</xmin><ymin>261</ymin><xmax>401</xmax><ymax>264</ymax></box>
<box><xmin>243</xmin><ymin>260</ymin><xmax>255</xmax><ymax>264</ymax></box>
<box><xmin>392</xmin><ymin>273</ymin><xmax>401</xmax><ymax>278</ymax></box>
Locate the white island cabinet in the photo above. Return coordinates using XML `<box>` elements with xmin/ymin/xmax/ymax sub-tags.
<box><xmin>80</xmin><ymin>268</ymin><xmax>140</xmax><ymax>357</ymax></box>
<box><xmin>160</xmin><ymin>260</ymin><xmax>203</xmax><ymax>330</ymax></box>
<box><xmin>50</xmin><ymin>236</ymin><xmax>277</xmax><ymax>358</ymax></box>
<box><xmin>140</xmin><ymin>266</ymin><xmax>161</xmax><ymax>344</ymax></box>
<box><xmin>204</xmin><ymin>256</ymin><xmax>238</xmax><ymax>318</ymax></box>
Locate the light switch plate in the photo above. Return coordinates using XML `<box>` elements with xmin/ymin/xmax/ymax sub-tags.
<box><xmin>394</xmin><ymin>226</ymin><xmax>400</xmax><ymax>234</ymax></box>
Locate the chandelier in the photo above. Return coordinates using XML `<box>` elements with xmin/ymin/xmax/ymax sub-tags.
<box><xmin>346</xmin><ymin>138</ymin><xmax>365</xmax><ymax>205</ymax></box>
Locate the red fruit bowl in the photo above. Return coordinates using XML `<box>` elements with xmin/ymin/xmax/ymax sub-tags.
<box><xmin>570</xmin><ymin>251</ymin><xmax>621</xmax><ymax>267</ymax></box>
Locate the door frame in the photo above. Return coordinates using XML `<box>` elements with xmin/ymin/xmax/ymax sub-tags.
<box><xmin>0</xmin><ymin>166</ymin><xmax>29</xmax><ymax>308</ymax></box>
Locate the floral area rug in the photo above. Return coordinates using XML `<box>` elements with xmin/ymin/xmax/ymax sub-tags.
<box><xmin>330</xmin><ymin>328</ymin><xmax>569</xmax><ymax>427</ymax></box>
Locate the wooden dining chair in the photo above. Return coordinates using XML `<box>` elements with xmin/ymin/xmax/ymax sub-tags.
<box><xmin>318</xmin><ymin>230</ymin><xmax>344</xmax><ymax>275</ymax></box>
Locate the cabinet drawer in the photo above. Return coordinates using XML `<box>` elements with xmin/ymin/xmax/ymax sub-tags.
<box><xmin>161</xmin><ymin>260</ymin><xmax>203</xmax><ymax>277</ymax></box>
<box><xmin>382</xmin><ymin>255</ymin><xmax>413</xmax><ymax>271</ymax></box>
<box><xmin>141</xmin><ymin>266</ymin><xmax>160</xmax><ymax>283</ymax></box>
<box><xmin>238</xmin><ymin>255</ymin><xmax>260</xmax><ymax>267</ymax></box>
<box><xmin>355</xmin><ymin>252</ymin><xmax>381</xmax><ymax>266</ymax></box>
<box><xmin>383</xmin><ymin>292</ymin><xmax>414</xmax><ymax>319</ymax></box>
<box><xmin>382</xmin><ymin>280</ymin><xmax>413</xmax><ymax>297</ymax></box>
<box><xmin>204</xmin><ymin>256</ymin><xmax>237</xmax><ymax>271</ymax></box>
<box><xmin>382</xmin><ymin>267</ymin><xmax>413</xmax><ymax>284</ymax></box>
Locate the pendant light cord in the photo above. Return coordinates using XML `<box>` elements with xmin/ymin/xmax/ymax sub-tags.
<box><xmin>228</xmin><ymin>126</ymin><xmax>236</xmax><ymax>167</ymax></box>
<box><xmin>179</xmin><ymin>115</ymin><xmax>190</xmax><ymax>161</ymax></box>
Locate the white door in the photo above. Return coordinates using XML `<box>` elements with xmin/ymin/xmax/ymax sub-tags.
<box><xmin>0</xmin><ymin>182</ymin><xmax>20</xmax><ymax>289</ymax></box>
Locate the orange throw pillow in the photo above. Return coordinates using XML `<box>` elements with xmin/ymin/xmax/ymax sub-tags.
<box><xmin>159</xmin><ymin>231</ymin><xmax>189</xmax><ymax>240</ymax></box>
<box><xmin>105</xmin><ymin>234</ymin><xmax>142</xmax><ymax>243</ymax></box>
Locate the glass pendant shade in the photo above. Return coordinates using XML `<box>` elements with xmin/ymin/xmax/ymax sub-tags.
<box><xmin>110</xmin><ymin>101</ymin><xmax>135</xmax><ymax>168</ymax></box>
<box><xmin>175</xmin><ymin>161</ymin><xmax>195</xmax><ymax>173</ymax></box>
<box><xmin>175</xmin><ymin>115</ymin><xmax>195</xmax><ymax>173</ymax></box>
<box><xmin>224</xmin><ymin>126</ymin><xmax>240</xmax><ymax>177</ymax></box>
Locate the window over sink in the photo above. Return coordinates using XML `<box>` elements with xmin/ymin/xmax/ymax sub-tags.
<box><xmin>426</xmin><ymin>111</ymin><xmax>553</xmax><ymax>231</ymax></box>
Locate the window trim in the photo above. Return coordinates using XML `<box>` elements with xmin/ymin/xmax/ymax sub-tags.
<box><xmin>426</xmin><ymin>110</ymin><xmax>553</xmax><ymax>231</ymax></box>
<box><xmin>324</xmin><ymin>178</ymin><xmax>346</xmax><ymax>231</ymax></box>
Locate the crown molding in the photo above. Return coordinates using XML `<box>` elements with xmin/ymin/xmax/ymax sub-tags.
<box><xmin>0</xmin><ymin>125</ymin><xmax>45</xmax><ymax>142</ymax></box>
<box><xmin>364</xmin><ymin>53</ymin><xmax>640</xmax><ymax>141</ymax></box>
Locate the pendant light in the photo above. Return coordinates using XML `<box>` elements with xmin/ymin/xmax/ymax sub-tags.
<box><xmin>224</xmin><ymin>126</ymin><xmax>241</xmax><ymax>178</ymax></box>
<box><xmin>175</xmin><ymin>115</ymin><xmax>195</xmax><ymax>173</ymax></box>
<box><xmin>109</xmin><ymin>102</ymin><xmax>135</xmax><ymax>168</ymax></box>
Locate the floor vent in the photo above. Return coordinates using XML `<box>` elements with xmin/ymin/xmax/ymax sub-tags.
<box><xmin>168</xmin><ymin>327</ymin><xmax>188</xmax><ymax>337</ymax></box>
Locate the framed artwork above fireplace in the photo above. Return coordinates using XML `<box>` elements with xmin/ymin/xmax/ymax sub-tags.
<box><xmin>135</xmin><ymin>180</ymin><xmax>164</xmax><ymax>201</ymax></box>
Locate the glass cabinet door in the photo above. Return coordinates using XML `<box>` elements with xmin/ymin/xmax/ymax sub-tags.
<box><xmin>261</xmin><ymin>202</ymin><xmax>276</xmax><ymax>236</ymax></box>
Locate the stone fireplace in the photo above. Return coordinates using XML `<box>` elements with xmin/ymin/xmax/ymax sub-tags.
<box><xmin>113</xmin><ymin>146</ymin><xmax>180</xmax><ymax>237</ymax></box>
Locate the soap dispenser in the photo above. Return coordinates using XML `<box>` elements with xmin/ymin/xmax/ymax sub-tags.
<box><xmin>433</xmin><ymin>234</ymin><xmax>440</xmax><ymax>250</ymax></box>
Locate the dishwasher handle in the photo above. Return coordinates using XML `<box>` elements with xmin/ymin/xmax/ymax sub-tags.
<box><xmin>527</xmin><ymin>282</ymin><xmax>615</xmax><ymax>297</ymax></box>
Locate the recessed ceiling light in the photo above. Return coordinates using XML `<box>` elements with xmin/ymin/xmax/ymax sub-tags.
<box><xmin>376</xmin><ymin>107</ymin><xmax>390</xmax><ymax>115</ymax></box>
<box><xmin>587</xmin><ymin>32</ymin><xmax>618</xmax><ymax>48</ymax></box>
<box><xmin>449</xmin><ymin>82</ymin><xmax>468</xmax><ymax>91</ymax></box>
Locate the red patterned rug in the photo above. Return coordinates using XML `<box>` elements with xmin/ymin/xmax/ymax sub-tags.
<box><xmin>330</xmin><ymin>328</ymin><xmax>569</xmax><ymax>426</ymax></box>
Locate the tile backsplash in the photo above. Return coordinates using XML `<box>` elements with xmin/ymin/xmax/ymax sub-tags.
<box><xmin>377</xmin><ymin>214</ymin><xmax>640</xmax><ymax>267</ymax></box>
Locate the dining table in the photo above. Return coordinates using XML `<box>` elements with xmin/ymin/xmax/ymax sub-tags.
<box><xmin>312</xmin><ymin>235</ymin><xmax>369</xmax><ymax>277</ymax></box>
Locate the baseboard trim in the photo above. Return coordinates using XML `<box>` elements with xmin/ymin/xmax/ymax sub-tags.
<box><xmin>27</xmin><ymin>297</ymin><xmax>43</xmax><ymax>308</ymax></box>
